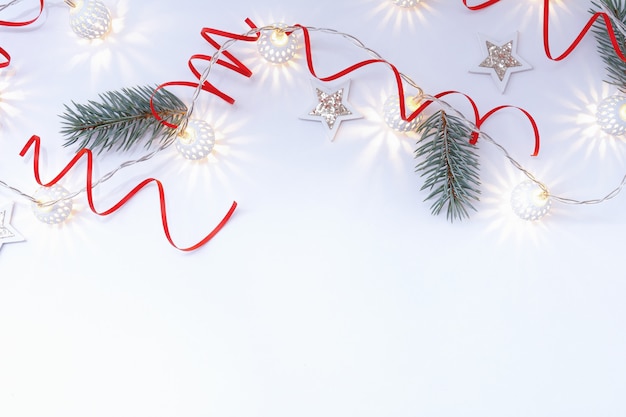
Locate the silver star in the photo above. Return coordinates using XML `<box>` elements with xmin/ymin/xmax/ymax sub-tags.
<box><xmin>300</xmin><ymin>80</ymin><xmax>361</xmax><ymax>141</ymax></box>
<box><xmin>470</xmin><ymin>32</ymin><xmax>532</xmax><ymax>93</ymax></box>
<box><xmin>0</xmin><ymin>202</ymin><xmax>25</xmax><ymax>251</ymax></box>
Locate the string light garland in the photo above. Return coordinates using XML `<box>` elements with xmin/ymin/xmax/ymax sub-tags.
<box><xmin>2</xmin><ymin>0</ymin><xmax>626</xmax><ymax>251</ymax></box>
<box><xmin>383</xmin><ymin>95</ymin><xmax>423</xmax><ymax>133</ymax></box>
<box><xmin>510</xmin><ymin>181</ymin><xmax>552</xmax><ymax>221</ymax></box>
<box><xmin>64</xmin><ymin>0</ymin><xmax>112</xmax><ymax>40</ymax></box>
<box><xmin>596</xmin><ymin>94</ymin><xmax>626</xmax><ymax>136</ymax></box>
<box><xmin>31</xmin><ymin>184</ymin><xmax>73</xmax><ymax>224</ymax></box>
<box><xmin>175</xmin><ymin>119</ymin><xmax>216</xmax><ymax>160</ymax></box>
<box><xmin>256</xmin><ymin>23</ymin><xmax>298</xmax><ymax>64</ymax></box>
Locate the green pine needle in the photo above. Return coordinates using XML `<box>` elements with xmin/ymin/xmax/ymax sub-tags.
<box><xmin>591</xmin><ymin>0</ymin><xmax>626</xmax><ymax>92</ymax></box>
<box><xmin>60</xmin><ymin>85</ymin><xmax>188</xmax><ymax>153</ymax></box>
<box><xmin>415</xmin><ymin>110</ymin><xmax>481</xmax><ymax>222</ymax></box>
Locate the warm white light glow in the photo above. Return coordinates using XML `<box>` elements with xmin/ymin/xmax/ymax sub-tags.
<box><xmin>67</xmin><ymin>0</ymin><xmax>112</xmax><ymax>40</ymax></box>
<box><xmin>510</xmin><ymin>180</ymin><xmax>551</xmax><ymax>221</ymax></box>
<box><xmin>383</xmin><ymin>95</ymin><xmax>422</xmax><ymax>133</ymax></box>
<box><xmin>270</xmin><ymin>30</ymin><xmax>289</xmax><ymax>47</ymax></box>
<box><xmin>32</xmin><ymin>185</ymin><xmax>73</xmax><ymax>224</ymax></box>
<box><xmin>176</xmin><ymin>119</ymin><xmax>216</xmax><ymax>160</ymax></box>
<box><xmin>391</xmin><ymin>0</ymin><xmax>420</xmax><ymax>7</ymax></box>
<box><xmin>257</xmin><ymin>23</ymin><xmax>298</xmax><ymax>64</ymax></box>
<box><xmin>596</xmin><ymin>94</ymin><xmax>626</xmax><ymax>136</ymax></box>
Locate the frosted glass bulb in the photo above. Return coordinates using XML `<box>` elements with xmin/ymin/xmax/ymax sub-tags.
<box><xmin>176</xmin><ymin>119</ymin><xmax>215</xmax><ymax>160</ymax></box>
<box><xmin>383</xmin><ymin>95</ymin><xmax>422</xmax><ymax>132</ymax></box>
<box><xmin>392</xmin><ymin>0</ymin><xmax>420</xmax><ymax>7</ymax></box>
<box><xmin>510</xmin><ymin>180</ymin><xmax>551</xmax><ymax>221</ymax></box>
<box><xmin>32</xmin><ymin>185</ymin><xmax>73</xmax><ymax>224</ymax></box>
<box><xmin>257</xmin><ymin>23</ymin><xmax>298</xmax><ymax>64</ymax></box>
<box><xmin>66</xmin><ymin>0</ymin><xmax>112</xmax><ymax>40</ymax></box>
<box><xmin>596</xmin><ymin>94</ymin><xmax>626</xmax><ymax>136</ymax></box>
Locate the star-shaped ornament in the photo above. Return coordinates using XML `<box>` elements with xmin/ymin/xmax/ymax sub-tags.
<box><xmin>469</xmin><ymin>32</ymin><xmax>531</xmax><ymax>93</ymax></box>
<box><xmin>300</xmin><ymin>80</ymin><xmax>361</xmax><ymax>141</ymax></box>
<box><xmin>0</xmin><ymin>202</ymin><xmax>25</xmax><ymax>251</ymax></box>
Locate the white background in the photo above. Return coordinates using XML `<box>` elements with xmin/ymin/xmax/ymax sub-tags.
<box><xmin>1</xmin><ymin>0</ymin><xmax>626</xmax><ymax>416</ymax></box>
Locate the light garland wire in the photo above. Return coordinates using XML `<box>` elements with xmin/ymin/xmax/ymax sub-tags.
<box><xmin>1</xmin><ymin>21</ymin><xmax>626</xmax><ymax>211</ymax></box>
<box><xmin>0</xmin><ymin>0</ymin><xmax>23</xmax><ymax>13</ymax></box>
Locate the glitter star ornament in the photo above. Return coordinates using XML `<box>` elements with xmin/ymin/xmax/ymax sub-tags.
<box><xmin>0</xmin><ymin>202</ymin><xmax>25</xmax><ymax>251</ymax></box>
<box><xmin>300</xmin><ymin>80</ymin><xmax>361</xmax><ymax>141</ymax></box>
<box><xmin>470</xmin><ymin>32</ymin><xmax>531</xmax><ymax>93</ymax></box>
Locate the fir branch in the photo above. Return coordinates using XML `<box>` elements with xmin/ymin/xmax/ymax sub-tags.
<box><xmin>415</xmin><ymin>110</ymin><xmax>481</xmax><ymax>222</ymax></box>
<box><xmin>591</xmin><ymin>0</ymin><xmax>626</xmax><ymax>92</ymax></box>
<box><xmin>60</xmin><ymin>85</ymin><xmax>188</xmax><ymax>153</ymax></box>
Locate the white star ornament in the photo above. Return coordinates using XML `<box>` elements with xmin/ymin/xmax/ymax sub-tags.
<box><xmin>300</xmin><ymin>80</ymin><xmax>362</xmax><ymax>141</ymax></box>
<box><xmin>469</xmin><ymin>32</ymin><xmax>532</xmax><ymax>93</ymax></box>
<box><xmin>0</xmin><ymin>202</ymin><xmax>25</xmax><ymax>251</ymax></box>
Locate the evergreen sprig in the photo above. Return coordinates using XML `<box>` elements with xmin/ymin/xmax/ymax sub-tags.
<box><xmin>415</xmin><ymin>110</ymin><xmax>481</xmax><ymax>222</ymax></box>
<box><xmin>60</xmin><ymin>85</ymin><xmax>188</xmax><ymax>153</ymax></box>
<box><xmin>591</xmin><ymin>0</ymin><xmax>626</xmax><ymax>92</ymax></box>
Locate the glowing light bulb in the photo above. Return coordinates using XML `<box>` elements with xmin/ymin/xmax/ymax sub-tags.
<box><xmin>383</xmin><ymin>95</ymin><xmax>423</xmax><ymax>133</ymax></box>
<box><xmin>65</xmin><ymin>0</ymin><xmax>112</xmax><ymax>40</ymax></box>
<box><xmin>596</xmin><ymin>94</ymin><xmax>626</xmax><ymax>136</ymax></box>
<box><xmin>392</xmin><ymin>0</ymin><xmax>420</xmax><ymax>7</ymax></box>
<box><xmin>257</xmin><ymin>23</ymin><xmax>298</xmax><ymax>64</ymax></box>
<box><xmin>176</xmin><ymin>119</ymin><xmax>215</xmax><ymax>160</ymax></box>
<box><xmin>510</xmin><ymin>180</ymin><xmax>551</xmax><ymax>221</ymax></box>
<box><xmin>32</xmin><ymin>185</ymin><xmax>73</xmax><ymax>224</ymax></box>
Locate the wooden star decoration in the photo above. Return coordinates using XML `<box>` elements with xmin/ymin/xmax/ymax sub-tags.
<box><xmin>300</xmin><ymin>80</ymin><xmax>361</xmax><ymax>141</ymax></box>
<box><xmin>469</xmin><ymin>32</ymin><xmax>532</xmax><ymax>93</ymax></box>
<box><xmin>0</xmin><ymin>202</ymin><xmax>25</xmax><ymax>251</ymax></box>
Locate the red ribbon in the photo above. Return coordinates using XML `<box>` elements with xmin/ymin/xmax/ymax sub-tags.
<box><xmin>0</xmin><ymin>0</ymin><xmax>46</xmax><ymax>69</ymax></box>
<box><xmin>0</xmin><ymin>47</ymin><xmax>10</xmax><ymax>69</ymax></box>
<box><xmin>0</xmin><ymin>0</ymin><xmax>44</xmax><ymax>27</ymax></box>
<box><xmin>20</xmin><ymin>135</ymin><xmax>237</xmax><ymax>251</ymax></box>
<box><xmin>462</xmin><ymin>0</ymin><xmax>500</xmax><ymax>11</ymax></box>
<box><xmin>464</xmin><ymin>0</ymin><xmax>626</xmax><ymax>63</ymax></box>
<box><xmin>150</xmin><ymin>19</ymin><xmax>260</xmax><ymax>129</ymax></box>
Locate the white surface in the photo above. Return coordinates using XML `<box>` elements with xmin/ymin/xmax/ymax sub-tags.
<box><xmin>1</xmin><ymin>0</ymin><xmax>626</xmax><ymax>416</ymax></box>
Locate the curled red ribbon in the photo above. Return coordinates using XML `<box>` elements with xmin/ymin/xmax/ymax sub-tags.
<box><xmin>0</xmin><ymin>0</ymin><xmax>46</xmax><ymax>68</ymax></box>
<box><xmin>464</xmin><ymin>0</ymin><xmax>626</xmax><ymax>63</ymax></box>
<box><xmin>462</xmin><ymin>0</ymin><xmax>501</xmax><ymax>11</ymax></box>
<box><xmin>20</xmin><ymin>135</ymin><xmax>237</xmax><ymax>251</ymax></box>
<box><xmin>0</xmin><ymin>47</ymin><xmax>10</xmax><ymax>69</ymax></box>
<box><xmin>0</xmin><ymin>0</ymin><xmax>44</xmax><ymax>27</ymax></box>
<box><xmin>150</xmin><ymin>19</ymin><xmax>260</xmax><ymax>129</ymax></box>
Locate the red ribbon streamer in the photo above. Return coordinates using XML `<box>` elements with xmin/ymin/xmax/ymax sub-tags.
<box><xmin>0</xmin><ymin>47</ymin><xmax>10</xmax><ymax>69</ymax></box>
<box><xmin>462</xmin><ymin>0</ymin><xmax>501</xmax><ymax>11</ymax></box>
<box><xmin>0</xmin><ymin>0</ymin><xmax>44</xmax><ymax>27</ymax></box>
<box><xmin>0</xmin><ymin>0</ymin><xmax>46</xmax><ymax>69</ymax></box>
<box><xmin>150</xmin><ymin>19</ymin><xmax>260</xmax><ymax>129</ymax></box>
<box><xmin>464</xmin><ymin>0</ymin><xmax>626</xmax><ymax>63</ymax></box>
<box><xmin>20</xmin><ymin>135</ymin><xmax>237</xmax><ymax>251</ymax></box>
